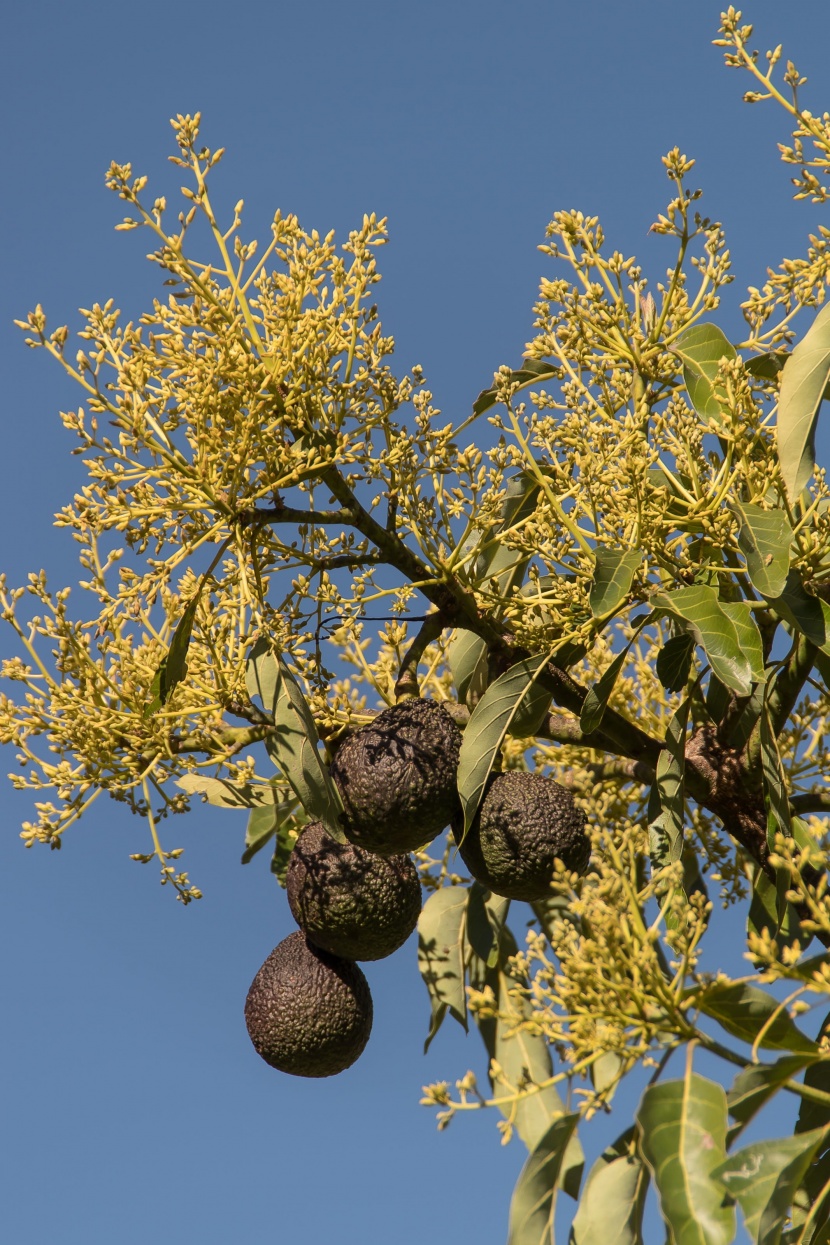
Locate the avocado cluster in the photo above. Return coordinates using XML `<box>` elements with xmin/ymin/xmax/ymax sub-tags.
<box><xmin>246</xmin><ymin>699</ymin><xmax>452</xmax><ymax>1077</ymax></box>
<box><xmin>245</xmin><ymin>696</ymin><xmax>591</xmax><ymax>1078</ymax></box>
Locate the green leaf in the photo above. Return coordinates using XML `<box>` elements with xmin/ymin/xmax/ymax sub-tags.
<box><xmin>503</xmin><ymin>1058</ymin><xmax>582</xmax><ymax>1195</ymax></box>
<box><xmin>519</xmin><ymin>573</ymin><xmax>560</xmax><ymax>624</ymax></box>
<box><xmin>748</xmin><ymin>869</ymin><xmax>811</xmax><ymax>967</ymax></box>
<box><xmin>457</xmin><ymin>656</ymin><xmax>553</xmax><ymax>839</ymax></box>
<box><xmin>636</xmin><ymin>1072</ymin><xmax>734</xmax><ymax>1245</ymax></box>
<box><xmin>648</xmin><ymin>695</ymin><xmax>692</xmax><ymax>930</ymax></box>
<box><xmin>694</xmin><ymin>981</ymin><xmax>818</xmax><ymax>1054</ymax></box>
<box><xmin>795</xmin><ymin>1022</ymin><xmax>830</xmax><ymax>1236</ymax></box>
<box><xmin>270</xmin><ymin>838</ymin><xmax>295</xmax><ymax>886</ymax></box>
<box><xmin>656</xmin><ymin>633</ymin><xmax>695</xmax><ymax>693</ymax></box>
<box><xmin>469</xmin><ymin>923</ymin><xmax>583</xmax><ymax>1186</ymax></box>
<box><xmin>552</xmin><ymin>638</ymin><xmax>590</xmax><ymax>670</ymax></box>
<box><xmin>143</xmin><ymin>595</ymin><xmax>200</xmax><ymax>717</ymax></box>
<box><xmin>176</xmin><ymin>773</ymin><xmax>286</xmax><ymax>809</ymax></box>
<box><xmin>651</xmin><ymin>585</ymin><xmax>758</xmax><ymax>695</ymax></box>
<box><xmin>682</xmin><ymin>844</ymin><xmax>710</xmax><ymax>910</ymax></box>
<box><xmin>765</xmin><ymin>570</ymin><xmax>830</xmax><ymax>654</ymax></box>
<box><xmin>507</xmin><ymin>1113</ymin><xmax>581</xmax><ymax>1245</ymax></box>
<box><xmin>452</xmin><ymin>558</ymin><xmax>555</xmax><ymax>726</ymax></box>
<box><xmin>530</xmin><ymin>892</ymin><xmax>582</xmax><ymax>942</ymax></box>
<box><xmin>726</xmin><ymin>680</ymin><xmax>768</xmax><ymax>752</ymax></box>
<box><xmin>581</xmin><ymin>613</ymin><xmax>653</xmax><ymax>734</ymax></box>
<box><xmin>450</xmin><ymin>472</ymin><xmax>543</xmax><ymax>708</ymax></box>
<box><xmin>494</xmin><ymin>990</ymin><xmax>572</xmax><ymax>1158</ymax></box>
<box><xmin>788</xmin><ymin>1161</ymin><xmax>830</xmax><ymax>1245</ymax></box>
<box><xmin>760</xmin><ymin>698</ymin><xmax>793</xmax><ymax>847</ymax></box>
<box><xmin>809</xmin><ymin>1211</ymin><xmax>830</xmax><ymax>1245</ymax></box>
<box><xmin>746</xmin><ymin>351</ymin><xmax>789</xmax><ymax>384</ymax></box>
<box><xmin>777</xmin><ymin>301</ymin><xmax>830</xmax><ymax>499</ymax></box>
<box><xmin>498</xmin><ymin>1037</ymin><xmax>582</xmax><ymax>1188</ymax></box>
<box><xmin>246</xmin><ymin>635</ymin><xmax>279</xmax><ymax>708</ymax></box>
<box><xmin>455</xmin><ymin>470</ymin><xmax>540</xmax><ymax>592</ymax></box>
<box><xmin>797</xmin><ymin>1013</ymin><xmax>830</xmax><ymax>1136</ymax></box>
<box><xmin>448</xmin><ymin>629</ymin><xmax>490</xmax><ymax>706</ymax></box>
<box><xmin>719</xmin><ymin>601</ymin><xmax>766</xmax><ymax>684</ymax></box>
<box><xmin>590</xmin><ymin>548</ymin><xmax>644</xmax><ymax>619</ymax></box>
<box><xmin>479</xmin><ymin>474</ymin><xmax>541</xmax><ymax>591</ymax></box>
<box><xmin>465</xmin><ymin>883</ymin><xmax>510</xmax><ymax>969</ymax></box>
<box><xmin>246</xmin><ymin>638</ymin><xmax>344</xmax><ymax>843</ymax></box>
<box><xmin>817</xmin><ymin>650</ymin><xmax>830</xmax><ymax>689</ymax></box>
<box><xmin>591</xmin><ymin>1050</ymin><xmax>627</xmax><ymax>1100</ymax></box>
<box><xmin>581</xmin><ymin>643</ymin><xmax>632</xmax><ymax>735</ymax></box>
<box><xmin>713</xmin><ymin>1128</ymin><xmax>827</xmax><ymax>1245</ymax></box>
<box><xmin>473</xmin><ymin>360</ymin><xmax>559</xmax><ymax>417</ymax></box>
<box><xmin>733</xmin><ymin>503</ymin><xmax>793</xmax><ymax>599</ymax></box>
<box><xmin>789</xmin><ymin>950</ymin><xmax>830</xmax><ymax>988</ymax></box>
<box><xmin>242</xmin><ymin>802</ymin><xmax>300</xmax><ymax>881</ymax></box>
<box><xmin>727</xmin><ymin>1055</ymin><xmax>818</xmax><ymax>1140</ymax></box>
<box><xmin>571</xmin><ymin>1128</ymin><xmax>648</xmax><ymax>1245</ymax></box>
<box><xmin>507</xmin><ymin>679</ymin><xmax>554</xmax><ymax>738</ymax></box>
<box><xmin>242</xmin><ymin>804</ymin><xmax>281</xmax><ymax>864</ymax></box>
<box><xmin>705</xmin><ymin>673</ymin><xmax>732</xmax><ymax>726</ymax></box>
<box><xmin>747</xmin><ymin>349</ymin><xmax>830</xmax><ymax>399</ymax></box>
<box><xmin>417</xmin><ymin>886</ymin><xmax>469</xmax><ymax>1049</ymax></box>
<box><xmin>673</xmin><ymin>323</ymin><xmax>737</xmax><ymax>425</ymax></box>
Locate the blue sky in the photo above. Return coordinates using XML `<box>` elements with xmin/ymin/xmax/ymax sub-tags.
<box><xmin>3</xmin><ymin>3</ymin><xmax>830</xmax><ymax>1243</ymax></box>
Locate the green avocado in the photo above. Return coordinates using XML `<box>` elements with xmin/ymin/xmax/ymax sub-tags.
<box><xmin>244</xmin><ymin>932</ymin><xmax>372</xmax><ymax>1077</ymax></box>
<box><xmin>330</xmin><ymin>698</ymin><xmax>462</xmax><ymax>855</ymax></box>
<box><xmin>286</xmin><ymin>821</ymin><xmax>422</xmax><ymax>961</ymax></box>
<box><xmin>456</xmin><ymin>770</ymin><xmax>590</xmax><ymax>901</ymax></box>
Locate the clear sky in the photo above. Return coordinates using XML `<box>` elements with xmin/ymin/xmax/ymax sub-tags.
<box><xmin>3</xmin><ymin>3</ymin><xmax>830</xmax><ymax>1243</ymax></box>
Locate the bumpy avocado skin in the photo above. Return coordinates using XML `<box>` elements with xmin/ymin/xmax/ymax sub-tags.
<box><xmin>244</xmin><ymin>932</ymin><xmax>373</xmax><ymax>1077</ymax></box>
<box><xmin>330</xmin><ymin>699</ymin><xmax>462</xmax><ymax>855</ymax></box>
<box><xmin>456</xmin><ymin>771</ymin><xmax>590</xmax><ymax>901</ymax></box>
<box><xmin>286</xmin><ymin>821</ymin><xmax>422</xmax><ymax>961</ymax></box>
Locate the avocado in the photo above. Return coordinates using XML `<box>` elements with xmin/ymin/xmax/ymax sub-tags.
<box><xmin>455</xmin><ymin>770</ymin><xmax>590</xmax><ymax>901</ymax></box>
<box><xmin>330</xmin><ymin>698</ymin><xmax>462</xmax><ymax>855</ymax></box>
<box><xmin>244</xmin><ymin>931</ymin><xmax>372</xmax><ymax>1077</ymax></box>
<box><xmin>286</xmin><ymin>821</ymin><xmax>422</xmax><ymax>960</ymax></box>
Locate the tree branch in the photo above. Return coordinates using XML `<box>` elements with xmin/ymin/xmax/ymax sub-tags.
<box><xmin>791</xmin><ymin>791</ymin><xmax>830</xmax><ymax>816</ymax></box>
<box><xmin>541</xmin><ymin>663</ymin><xmax>664</xmax><ymax>770</ymax></box>
<box><xmin>394</xmin><ymin>614</ymin><xmax>449</xmax><ymax>699</ymax></box>
<box><xmin>247</xmin><ymin>465</ymin><xmax>495</xmax><ymax>641</ymax></box>
<box><xmin>241</xmin><ymin>504</ymin><xmax>358</xmax><ymax>526</ymax></box>
<box><xmin>310</xmin><ymin>552</ymin><xmax>384</xmax><ymax>572</ymax></box>
<box><xmin>683</xmin><ymin>727</ymin><xmax>771</xmax><ymax>874</ymax></box>
<box><xmin>318</xmin><ymin>464</ymin><xmax>491</xmax><ymax>633</ymax></box>
<box><xmin>584</xmin><ymin>757</ymin><xmax>656</xmax><ymax>786</ymax></box>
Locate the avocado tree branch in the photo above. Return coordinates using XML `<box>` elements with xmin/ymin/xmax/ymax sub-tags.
<box><xmin>541</xmin><ymin>665</ymin><xmax>786</xmax><ymax>880</ymax></box>
<box><xmin>683</xmin><ymin>727</ymin><xmax>771</xmax><ymax>875</ymax></box>
<box><xmin>583</xmin><ymin>757</ymin><xmax>657</xmax><ymax>786</ymax></box>
<box><xmin>536</xmin><ymin>712</ymin><xmax>592</xmax><ymax>748</ymax></box>
<box><xmin>394</xmin><ymin>613</ymin><xmax>449</xmax><ymax>700</ymax></box>
<box><xmin>317</xmin><ymin>464</ymin><xmax>495</xmax><ymax>633</ymax></box>
<box><xmin>541</xmin><ymin>663</ymin><xmax>664</xmax><ymax>771</ymax></box>
<box><xmin>791</xmin><ymin>791</ymin><xmax>830</xmax><ymax>816</ymax></box>
<box><xmin>241</xmin><ymin>505</ymin><xmax>359</xmax><ymax>526</ymax></box>
<box><xmin>309</xmin><ymin>552</ymin><xmax>385</xmax><ymax>573</ymax></box>
<box><xmin>246</xmin><ymin>465</ymin><xmax>495</xmax><ymax>641</ymax></box>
